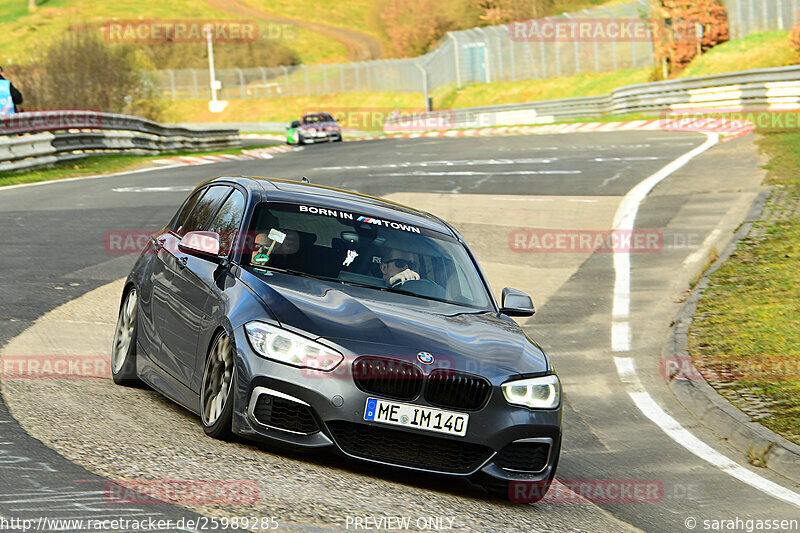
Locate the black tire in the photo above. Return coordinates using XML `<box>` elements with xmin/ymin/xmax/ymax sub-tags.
<box><xmin>297</xmin><ymin>134</ymin><xmax>305</xmax><ymax>145</ymax></box>
<box><xmin>334</xmin><ymin>134</ymin><xmax>343</xmax><ymax>142</ymax></box>
<box><xmin>200</xmin><ymin>330</ymin><xmax>236</xmax><ymax>440</ymax></box>
<box><xmin>111</xmin><ymin>287</ymin><xmax>141</xmax><ymax>386</ymax></box>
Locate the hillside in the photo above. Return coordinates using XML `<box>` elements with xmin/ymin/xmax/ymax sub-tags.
<box><xmin>1</xmin><ymin>0</ymin><xmax>630</xmax><ymax>69</ymax></box>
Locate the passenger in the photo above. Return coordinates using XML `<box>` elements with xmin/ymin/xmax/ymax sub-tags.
<box><xmin>380</xmin><ymin>248</ymin><xmax>420</xmax><ymax>287</ymax></box>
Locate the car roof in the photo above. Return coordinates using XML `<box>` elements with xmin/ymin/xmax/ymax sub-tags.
<box><xmin>203</xmin><ymin>176</ymin><xmax>455</xmax><ymax>236</ymax></box>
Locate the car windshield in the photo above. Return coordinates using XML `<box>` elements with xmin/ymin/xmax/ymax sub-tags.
<box><xmin>241</xmin><ymin>202</ymin><xmax>493</xmax><ymax>309</ymax></box>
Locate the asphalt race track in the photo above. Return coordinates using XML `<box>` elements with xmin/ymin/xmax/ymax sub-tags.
<box><xmin>1</xmin><ymin>132</ymin><xmax>798</xmax><ymax>532</ymax></box>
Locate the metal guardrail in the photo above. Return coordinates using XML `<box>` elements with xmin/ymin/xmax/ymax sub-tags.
<box><xmin>0</xmin><ymin>111</ymin><xmax>240</xmax><ymax>172</ymax></box>
<box><xmin>384</xmin><ymin>66</ymin><xmax>800</xmax><ymax>132</ymax></box>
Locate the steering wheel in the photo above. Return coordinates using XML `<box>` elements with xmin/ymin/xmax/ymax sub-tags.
<box><xmin>391</xmin><ymin>278</ymin><xmax>446</xmax><ymax>299</ymax></box>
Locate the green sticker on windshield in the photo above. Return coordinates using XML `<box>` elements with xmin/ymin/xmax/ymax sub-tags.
<box><xmin>254</xmin><ymin>253</ymin><xmax>270</xmax><ymax>264</ymax></box>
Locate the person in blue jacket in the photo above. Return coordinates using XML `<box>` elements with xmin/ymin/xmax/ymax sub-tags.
<box><xmin>0</xmin><ymin>66</ymin><xmax>24</xmax><ymax>115</ymax></box>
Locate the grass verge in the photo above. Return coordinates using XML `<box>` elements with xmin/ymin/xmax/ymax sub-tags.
<box><xmin>689</xmin><ymin>131</ymin><xmax>800</xmax><ymax>445</ymax></box>
<box><xmin>0</xmin><ymin>143</ymin><xmax>275</xmax><ymax>188</ymax></box>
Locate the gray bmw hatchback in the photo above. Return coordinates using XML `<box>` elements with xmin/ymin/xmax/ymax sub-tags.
<box><xmin>111</xmin><ymin>176</ymin><xmax>562</xmax><ymax>501</ymax></box>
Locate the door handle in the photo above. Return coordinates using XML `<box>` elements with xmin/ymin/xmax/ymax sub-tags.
<box><xmin>177</xmin><ymin>256</ymin><xmax>188</xmax><ymax>269</ymax></box>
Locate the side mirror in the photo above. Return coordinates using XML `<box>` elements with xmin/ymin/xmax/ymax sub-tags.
<box><xmin>500</xmin><ymin>287</ymin><xmax>535</xmax><ymax>317</ymax></box>
<box><xmin>178</xmin><ymin>231</ymin><xmax>221</xmax><ymax>259</ymax></box>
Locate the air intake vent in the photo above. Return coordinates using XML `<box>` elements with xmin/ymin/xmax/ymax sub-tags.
<box><xmin>352</xmin><ymin>357</ymin><xmax>424</xmax><ymax>400</ymax></box>
<box><xmin>425</xmin><ymin>370</ymin><xmax>492</xmax><ymax>411</ymax></box>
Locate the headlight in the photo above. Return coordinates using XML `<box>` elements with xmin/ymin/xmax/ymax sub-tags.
<box><xmin>502</xmin><ymin>375</ymin><xmax>561</xmax><ymax>409</ymax></box>
<box><xmin>245</xmin><ymin>321</ymin><xmax>343</xmax><ymax>371</ymax></box>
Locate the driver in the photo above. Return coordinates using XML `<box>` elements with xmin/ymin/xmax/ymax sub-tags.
<box><xmin>380</xmin><ymin>248</ymin><xmax>420</xmax><ymax>287</ymax></box>
<box><xmin>250</xmin><ymin>230</ymin><xmax>300</xmax><ymax>267</ymax></box>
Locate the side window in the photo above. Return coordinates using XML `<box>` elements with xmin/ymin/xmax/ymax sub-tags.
<box><xmin>171</xmin><ymin>188</ymin><xmax>205</xmax><ymax>233</ymax></box>
<box><xmin>178</xmin><ymin>186</ymin><xmax>231</xmax><ymax>236</ymax></box>
<box><xmin>207</xmin><ymin>190</ymin><xmax>246</xmax><ymax>256</ymax></box>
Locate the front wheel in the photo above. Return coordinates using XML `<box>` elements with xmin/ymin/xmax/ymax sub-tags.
<box><xmin>111</xmin><ymin>288</ymin><xmax>141</xmax><ymax>386</ymax></box>
<box><xmin>200</xmin><ymin>330</ymin><xmax>236</xmax><ymax>440</ymax></box>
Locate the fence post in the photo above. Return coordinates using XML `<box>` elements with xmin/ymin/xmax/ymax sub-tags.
<box><xmin>281</xmin><ymin>66</ymin><xmax>290</xmax><ymax>96</ymax></box>
<box><xmin>236</xmin><ymin>68</ymin><xmax>245</xmax><ymax>98</ymax></box>
<box><xmin>340</xmin><ymin>65</ymin><xmax>345</xmax><ymax>92</ymax></box>
<box><xmin>539</xmin><ymin>38</ymin><xmax>547</xmax><ymax>78</ymax></box>
<box><xmin>303</xmin><ymin>65</ymin><xmax>309</xmax><ymax>95</ymax></box>
<box><xmin>621</xmin><ymin>4</ymin><xmax>637</xmax><ymax>67</ymax></box>
<box><xmin>258</xmin><ymin>67</ymin><xmax>267</xmax><ymax>96</ymax></box>
<box><xmin>507</xmin><ymin>24</ymin><xmax>516</xmax><ymax>81</ymax></box>
<box><xmin>415</xmin><ymin>61</ymin><xmax>429</xmax><ymax>110</ymax></box>
<box><xmin>638</xmin><ymin>0</ymin><xmax>654</xmax><ymax>67</ymax></box>
<box><xmin>448</xmin><ymin>33</ymin><xmax>462</xmax><ymax>88</ymax></box>
<box><xmin>191</xmin><ymin>69</ymin><xmax>199</xmax><ymax>98</ymax></box>
<box><xmin>562</xmin><ymin>13</ymin><xmax>580</xmax><ymax>75</ymax></box>
<box><xmin>355</xmin><ymin>63</ymin><xmax>361</xmax><ymax>90</ymax></box>
<box><xmin>779</xmin><ymin>0</ymin><xmax>785</xmax><ymax>30</ymax></box>
<box><xmin>168</xmin><ymin>69</ymin><xmax>176</xmax><ymax>99</ymax></box>
<box><xmin>584</xmin><ymin>10</ymin><xmax>600</xmax><ymax>73</ymax></box>
<box><xmin>763</xmin><ymin>0</ymin><xmax>769</xmax><ymax>32</ymax></box>
<box><xmin>476</xmin><ymin>27</ymin><xmax>492</xmax><ymax>83</ymax></box>
<box><xmin>601</xmin><ymin>7</ymin><xmax>618</xmax><ymax>71</ymax></box>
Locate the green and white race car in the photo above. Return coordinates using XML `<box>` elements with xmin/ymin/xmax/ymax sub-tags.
<box><xmin>287</xmin><ymin>113</ymin><xmax>343</xmax><ymax>145</ymax></box>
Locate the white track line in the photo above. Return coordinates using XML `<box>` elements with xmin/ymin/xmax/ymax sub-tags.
<box><xmin>611</xmin><ymin>132</ymin><xmax>720</xmax><ymax>351</ymax></box>
<box><xmin>0</xmin><ymin>163</ymin><xmax>184</xmax><ymax>193</ymax></box>
<box><xmin>614</xmin><ymin>357</ymin><xmax>800</xmax><ymax>508</ymax></box>
<box><xmin>610</xmin><ymin>133</ymin><xmax>800</xmax><ymax>508</ymax></box>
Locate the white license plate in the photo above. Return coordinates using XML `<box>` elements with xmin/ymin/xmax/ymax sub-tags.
<box><xmin>363</xmin><ymin>397</ymin><xmax>469</xmax><ymax>437</ymax></box>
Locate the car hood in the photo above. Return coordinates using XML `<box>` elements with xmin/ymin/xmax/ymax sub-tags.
<box><xmin>245</xmin><ymin>271</ymin><xmax>549</xmax><ymax>379</ymax></box>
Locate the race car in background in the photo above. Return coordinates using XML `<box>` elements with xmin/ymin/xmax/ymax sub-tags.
<box><xmin>287</xmin><ymin>113</ymin><xmax>342</xmax><ymax>144</ymax></box>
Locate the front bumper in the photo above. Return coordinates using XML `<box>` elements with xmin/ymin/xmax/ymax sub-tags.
<box><xmin>230</xmin><ymin>328</ymin><xmax>561</xmax><ymax>483</ymax></box>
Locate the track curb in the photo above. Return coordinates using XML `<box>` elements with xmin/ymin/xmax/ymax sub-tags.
<box><xmin>664</xmin><ymin>186</ymin><xmax>800</xmax><ymax>483</ymax></box>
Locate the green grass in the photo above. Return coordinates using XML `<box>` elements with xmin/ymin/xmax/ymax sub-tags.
<box><xmin>160</xmin><ymin>92</ymin><xmax>428</xmax><ymax>127</ymax></box>
<box><xmin>677</xmin><ymin>31</ymin><xmax>796</xmax><ymax>79</ymax></box>
<box><xmin>442</xmin><ymin>68</ymin><xmax>653</xmax><ymax>109</ymax></box>
<box><xmin>0</xmin><ymin>0</ymin><xmax>348</xmax><ymax>66</ymax></box>
<box><xmin>240</xmin><ymin>0</ymin><xmax>378</xmax><ymax>37</ymax></box>
<box><xmin>0</xmin><ymin>143</ymin><xmax>276</xmax><ymax>188</ymax></box>
<box><xmin>690</xmin><ymin>132</ymin><xmax>800</xmax><ymax>444</ymax></box>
